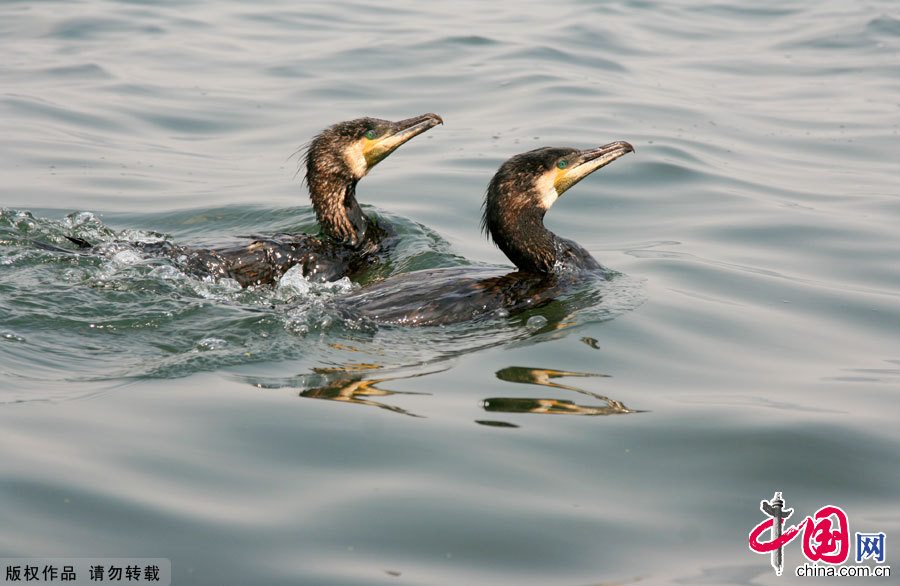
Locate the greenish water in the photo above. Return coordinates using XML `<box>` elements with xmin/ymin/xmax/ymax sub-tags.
<box><xmin>2</xmin><ymin>1</ymin><xmax>899</xmax><ymax>584</ymax></box>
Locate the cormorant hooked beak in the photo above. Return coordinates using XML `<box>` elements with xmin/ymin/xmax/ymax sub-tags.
<box><xmin>363</xmin><ymin>113</ymin><xmax>444</xmax><ymax>169</ymax></box>
<box><xmin>553</xmin><ymin>141</ymin><xmax>634</xmax><ymax>195</ymax></box>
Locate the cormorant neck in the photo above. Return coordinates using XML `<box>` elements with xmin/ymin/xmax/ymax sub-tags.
<box><xmin>488</xmin><ymin>202</ymin><xmax>559</xmax><ymax>274</ymax></box>
<box><xmin>308</xmin><ymin>173</ymin><xmax>368</xmax><ymax>246</ymax></box>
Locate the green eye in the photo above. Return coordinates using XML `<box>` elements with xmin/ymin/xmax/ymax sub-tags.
<box><xmin>365</xmin><ymin>130</ymin><xmax>376</xmax><ymax>140</ymax></box>
<box><xmin>557</xmin><ymin>160</ymin><xmax>567</xmax><ymax>169</ymax></box>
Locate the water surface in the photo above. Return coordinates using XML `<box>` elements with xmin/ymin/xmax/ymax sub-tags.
<box><xmin>2</xmin><ymin>1</ymin><xmax>899</xmax><ymax>584</ymax></box>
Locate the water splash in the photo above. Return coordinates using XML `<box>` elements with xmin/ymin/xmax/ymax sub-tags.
<box><xmin>1</xmin><ymin>208</ymin><xmax>645</xmax><ymax>399</ymax></box>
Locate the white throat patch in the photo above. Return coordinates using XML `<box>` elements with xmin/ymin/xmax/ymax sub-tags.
<box><xmin>344</xmin><ymin>139</ymin><xmax>369</xmax><ymax>179</ymax></box>
<box><xmin>535</xmin><ymin>172</ymin><xmax>560</xmax><ymax>210</ymax></box>
<box><xmin>540</xmin><ymin>185</ymin><xmax>560</xmax><ymax>209</ymax></box>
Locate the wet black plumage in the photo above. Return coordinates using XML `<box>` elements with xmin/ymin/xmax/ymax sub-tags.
<box><xmin>338</xmin><ymin>141</ymin><xmax>634</xmax><ymax>326</ymax></box>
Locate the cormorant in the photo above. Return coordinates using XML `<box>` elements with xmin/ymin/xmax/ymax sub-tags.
<box><xmin>62</xmin><ymin>114</ymin><xmax>443</xmax><ymax>286</ymax></box>
<box><xmin>336</xmin><ymin>141</ymin><xmax>634</xmax><ymax>326</ymax></box>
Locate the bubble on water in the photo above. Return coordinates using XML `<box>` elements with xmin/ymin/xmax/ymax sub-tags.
<box><xmin>525</xmin><ymin>315</ymin><xmax>547</xmax><ymax>331</ymax></box>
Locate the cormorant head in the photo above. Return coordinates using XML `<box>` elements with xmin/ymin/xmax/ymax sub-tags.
<box><xmin>305</xmin><ymin>113</ymin><xmax>443</xmax><ymax>183</ymax></box>
<box><xmin>304</xmin><ymin>113</ymin><xmax>443</xmax><ymax>244</ymax></box>
<box><xmin>481</xmin><ymin>141</ymin><xmax>634</xmax><ymax>272</ymax></box>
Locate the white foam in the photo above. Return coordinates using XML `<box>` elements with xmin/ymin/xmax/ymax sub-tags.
<box><xmin>197</xmin><ymin>337</ymin><xmax>227</xmax><ymax>351</ymax></box>
<box><xmin>110</xmin><ymin>249</ymin><xmax>143</xmax><ymax>266</ymax></box>
<box><xmin>277</xmin><ymin>265</ymin><xmax>313</xmax><ymax>296</ymax></box>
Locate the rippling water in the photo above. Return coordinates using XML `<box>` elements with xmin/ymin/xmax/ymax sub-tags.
<box><xmin>2</xmin><ymin>1</ymin><xmax>899</xmax><ymax>584</ymax></box>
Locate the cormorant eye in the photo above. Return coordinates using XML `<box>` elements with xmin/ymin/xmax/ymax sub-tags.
<box><xmin>365</xmin><ymin>130</ymin><xmax>376</xmax><ymax>140</ymax></box>
<box><xmin>557</xmin><ymin>160</ymin><xmax>568</xmax><ymax>170</ymax></box>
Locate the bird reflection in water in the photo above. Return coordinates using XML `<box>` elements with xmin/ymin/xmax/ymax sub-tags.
<box><xmin>477</xmin><ymin>366</ymin><xmax>641</xmax><ymax>428</ymax></box>
<box><xmin>298</xmin><ymin>367</ymin><xmax>431</xmax><ymax>418</ymax></box>
<box><xmin>249</xmin><ymin>362</ymin><xmax>640</xmax><ymax>424</ymax></box>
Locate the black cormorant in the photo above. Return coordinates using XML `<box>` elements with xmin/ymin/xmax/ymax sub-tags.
<box><xmin>64</xmin><ymin>114</ymin><xmax>443</xmax><ymax>286</ymax></box>
<box><xmin>336</xmin><ymin>141</ymin><xmax>634</xmax><ymax>326</ymax></box>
